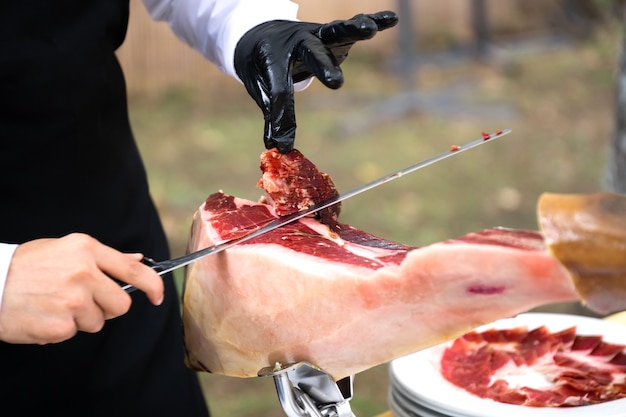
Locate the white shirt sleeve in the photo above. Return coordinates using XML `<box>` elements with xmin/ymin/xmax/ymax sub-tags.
<box><xmin>0</xmin><ymin>243</ymin><xmax>18</xmax><ymax>311</ymax></box>
<box><xmin>142</xmin><ymin>0</ymin><xmax>299</xmax><ymax>80</ymax></box>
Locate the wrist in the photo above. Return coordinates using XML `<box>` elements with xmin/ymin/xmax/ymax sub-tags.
<box><xmin>0</xmin><ymin>244</ymin><xmax>19</xmax><ymax>312</ymax></box>
<box><xmin>227</xmin><ymin>2</ymin><xmax>299</xmax><ymax>79</ymax></box>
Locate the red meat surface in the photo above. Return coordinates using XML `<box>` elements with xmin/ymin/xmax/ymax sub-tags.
<box><xmin>441</xmin><ymin>326</ymin><xmax>626</xmax><ymax>407</ymax></box>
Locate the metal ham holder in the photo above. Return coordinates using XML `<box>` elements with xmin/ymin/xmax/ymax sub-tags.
<box><xmin>258</xmin><ymin>362</ymin><xmax>356</xmax><ymax>417</ymax></box>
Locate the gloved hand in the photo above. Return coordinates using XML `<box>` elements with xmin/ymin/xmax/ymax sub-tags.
<box><xmin>234</xmin><ymin>11</ymin><xmax>398</xmax><ymax>154</ymax></box>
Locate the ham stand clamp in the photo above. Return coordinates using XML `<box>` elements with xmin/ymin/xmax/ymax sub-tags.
<box><xmin>258</xmin><ymin>362</ymin><xmax>355</xmax><ymax>417</ymax></box>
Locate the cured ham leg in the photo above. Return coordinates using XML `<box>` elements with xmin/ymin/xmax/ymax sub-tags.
<box><xmin>183</xmin><ymin>192</ymin><xmax>578</xmax><ymax>380</ymax></box>
<box><xmin>183</xmin><ymin>149</ymin><xmax>626</xmax><ymax>381</ymax></box>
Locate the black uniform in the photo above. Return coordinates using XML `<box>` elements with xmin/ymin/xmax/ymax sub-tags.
<box><xmin>0</xmin><ymin>1</ymin><xmax>209</xmax><ymax>415</ymax></box>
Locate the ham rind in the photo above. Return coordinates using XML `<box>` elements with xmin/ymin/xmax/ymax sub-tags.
<box><xmin>182</xmin><ymin>192</ymin><xmax>578</xmax><ymax>380</ymax></box>
<box><xmin>538</xmin><ymin>192</ymin><xmax>626</xmax><ymax>314</ymax></box>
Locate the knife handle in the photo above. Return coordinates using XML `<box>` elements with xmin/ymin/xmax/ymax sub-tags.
<box><xmin>141</xmin><ymin>256</ymin><xmax>166</xmax><ymax>273</ymax></box>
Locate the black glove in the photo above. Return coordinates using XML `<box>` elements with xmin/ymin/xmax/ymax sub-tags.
<box><xmin>234</xmin><ymin>11</ymin><xmax>398</xmax><ymax>154</ymax></box>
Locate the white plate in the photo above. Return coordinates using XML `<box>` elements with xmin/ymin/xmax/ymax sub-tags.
<box><xmin>389</xmin><ymin>313</ymin><xmax>626</xmax><ymax>417</ymax></box>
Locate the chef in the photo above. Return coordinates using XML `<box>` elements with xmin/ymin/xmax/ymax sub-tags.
<box><xmin>0</xmin><ymin>0</ymin><xmax>397</xmax><ymax>415</ymax></box>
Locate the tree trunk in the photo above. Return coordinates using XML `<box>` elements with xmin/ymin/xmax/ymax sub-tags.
<box><xmin>603</xmin><ymin>10</ymin><xmax>626</xmax><ymax>193</ymax></box>
<box><xmin>471</xmin><ymin>0</ymin><xmax>489</xmax><ymax>59</ymax></box>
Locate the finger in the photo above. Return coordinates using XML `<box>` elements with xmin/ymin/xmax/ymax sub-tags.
<box><xmin>72</xmin><ymin>299</ymin><xmax>106</xmax><ymax>333</ymax></box>
<box><xmin>296</xmin><ymin>35</ymin><xmax>344</xmax><ymax>89</ymax></box>
<box><xmin>247</xmin><ymin>76</ymin><xmax>272</xmax><ymax>114</ymax></box>
<box><xmin>367</xmin><ymin>10</ymin><xmax>400</xmax><ymax>31</ymax></box>
<box><xmin>33</xmin><ymin>318</ymin><xmax>78</xmax><ymax>344</ymax></box>
<box><xmin>317</xmin><ymin>15</ymin><xmax>379</xmax><ymax>44</ymax></box>
<box><xmin>263</xmin><ymin>118</ymin><xmax>273</xmax><ymax>150</ymax></box>
<box><xmin>0</xmin><ymin>302</ymin><xmax>79</xmax><ymax>344</ymax></box>
<box><xmin>257</xmin><ymin>84</ymin><xmax>276</xmax><ymax>151</ymax></box>
<box><xmin>259</xmin><ymin>47</ymin><xmax>297</xmax><ymax>153</ymax></box>
<box><xmin>267</xmin><ymin>78</ymin><xmax>297</xmax><ymax>154</ymax></box>
<box><xmin>238</xmin><ymin>36</ymin><xmax>294</xmax><ymax>152</ymax></box>
<box><xmin>91</xmin><ymin>269</ymin><xmax>133</xmax><ymax>320</ymax></box>
<box><xmin>97</xmin><ymin>249</ymin><xmax>164</xmax><ymax>306</ymax></box>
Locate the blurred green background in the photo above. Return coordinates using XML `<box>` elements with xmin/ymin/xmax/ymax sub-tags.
<box><xmin>120</xmin><ymin>1</ymin><xmax>623</xmax><ymax>416</ymax></box>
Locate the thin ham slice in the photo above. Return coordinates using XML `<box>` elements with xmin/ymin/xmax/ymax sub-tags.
<box><xmin>440</xmin><ymin>325</ymin><xmax>626</xmax><ymax>406</ymax></box>
<box><xmin>181</xmin><ymin>151</ymin><xmax>586</xmax><ymax>380</ymax></box>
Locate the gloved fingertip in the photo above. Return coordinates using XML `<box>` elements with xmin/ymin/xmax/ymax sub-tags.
<box><xmin>276</xmin><ymin>141</ymin><xmax>294</xmax><ymax>154</ymax></box>
<box><xmin>264</xmin><ymin>122</ymin><xmax>295</xmax><ymax>154</ymax></box>
<box><xmin>379</xmin><ymin>11</ymin><xmax>400</xmax><ymax>29</ymax></box>
<box><xmin>271</xmin><ymin>129</ymin><xmax>296</xmax><ymax>154</ymax></box>
<box><xmin>320</xmin><ymin>68</ymin><xmax>344</xmax><ymax>90</ymax></box>
<box><xmin>325</xmin><ymin>77</ymin><xmax>344</xmax><ymax>90</ymax></box>
<box><xmin>376</xmin><ymin>10</ymin><xmax>399</xmax><ymax>25</ymax></box>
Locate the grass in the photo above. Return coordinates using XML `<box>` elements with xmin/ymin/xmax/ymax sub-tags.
<box><xmin>128</xmin><ymin>25</ymin><xmax>621</xmax><ymax>417</ymax></box>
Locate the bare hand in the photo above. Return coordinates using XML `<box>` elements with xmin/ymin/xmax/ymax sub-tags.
<box><xmin>0</xmin><ymin>233</ymin><xmax>164</xmax><ymax>344</ymax></box>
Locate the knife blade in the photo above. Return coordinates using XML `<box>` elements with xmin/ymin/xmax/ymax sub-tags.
<box><xmin>123</xmin><ymin>128</ymin><xmax>511</xmax><ymax>292</ymax></box>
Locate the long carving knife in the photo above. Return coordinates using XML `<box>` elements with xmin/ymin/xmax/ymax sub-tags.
<box><xmin>123</xmin><ymin>128</ymin><xmax>511</xmax><ymax>292</ymax></box>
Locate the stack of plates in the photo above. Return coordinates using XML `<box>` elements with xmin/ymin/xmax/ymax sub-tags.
<box><xmin>387</xmin><ymin>313</ymin><xmax>626</xmax><ymax>417</ymax></box>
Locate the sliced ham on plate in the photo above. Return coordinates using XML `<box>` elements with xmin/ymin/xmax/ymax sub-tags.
<box><xmin>440</xmin><ymin>323</ymin><xmax>626</xmax><ymax>406</ymax></box>
<box><xmin>390</xmin><ymin>313</ymin><xmax>626</xmax><ymax>415</ymax></box>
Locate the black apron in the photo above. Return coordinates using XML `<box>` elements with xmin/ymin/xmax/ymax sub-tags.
<box><xmin>0</xmin><ymin>1</ymin><xmax>209</xmax><ymax>415</ymax></box>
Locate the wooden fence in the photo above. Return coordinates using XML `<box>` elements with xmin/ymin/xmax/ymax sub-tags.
<box><xmin>117</xmin><ymin>0</ymin><xmax>566</xmax><ymax>96</ymax></box>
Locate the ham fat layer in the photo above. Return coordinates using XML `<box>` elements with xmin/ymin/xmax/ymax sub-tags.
<box><xmin>182</xmin><ymin>192</ymin><xmax>578</xmax><ymax>380</ymax></box>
